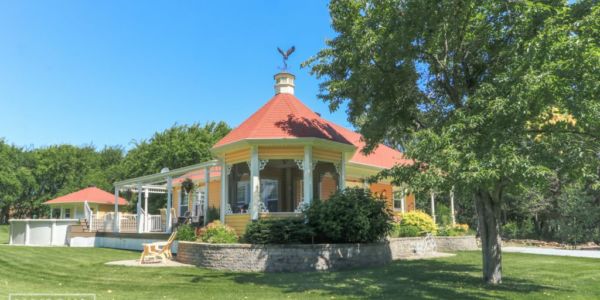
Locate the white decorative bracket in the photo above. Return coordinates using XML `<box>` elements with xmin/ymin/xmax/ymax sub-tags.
<box><xmin>225</xmin><ymin>164</ymin><xmax>233</xmax><ymax>176</ymax></box>
<box><xmin>259</xmin><ymin>159</ymin><xmax>269</xmax><ymax>171</ymax></box>
<box><xmin>295</xmin><ymin>159</ymin><xmax>304</xmax><ymax>170</ymax></box>
<box><xmin>257</xmin><ymin>201</ymin><xmax>269</xmax><ymax>213</ymax></box>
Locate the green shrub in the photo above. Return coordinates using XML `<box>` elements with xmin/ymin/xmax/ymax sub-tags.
<box><xmin>205</xmin><ymin>207</ymin><xmax>220</xmax><ymax>224</ymax></box>
<box><xmin>197</xmin><ymin>221</ymin><xmax>238</xmax><ymax>244</ymax></box>
<box><xmin>390</xmin><ymin>223</ymin><xmax>422</xmax><ymax>237</ymax></box>
<box><xmin>399</xmin><ymin>211</ymin><xmax>437</xmax><ymax>235</ymax></box>
<box><xmin>502</xmin><ymin>219</ymin><xmax>535</xmax><ymax>239</ymax></box>
<box><xmin>176</xmin><ymin>224</ymin><xmax>196</xmax><ymax>241</ymax></box>
<box><xmin>438</xmin><ymin>223</ymin><xmax>472</xmax><ymax>237</ymax></box>
<box><xmin>244</xmin><ymin>218</ymin><xmax>314</xmax><ymax>244</ymax></box>
<box><xmin>306</xmin><ymin>187</ymin><xmax>393</xmax><ymax>243</ymax></box>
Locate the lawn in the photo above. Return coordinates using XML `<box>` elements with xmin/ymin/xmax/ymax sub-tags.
<box><xmin>0</xmin><ymin>225</ymin><xmax>8</xmax><ymax>244</ymax></box>
<box><xmin>0</xmin><ymin>246</ymin><xmax>598</xmax><ymax>299</ymax></box>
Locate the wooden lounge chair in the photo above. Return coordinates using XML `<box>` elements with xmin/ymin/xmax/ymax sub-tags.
<box><xmin>139</xmin><ymin>231</ymin><xmax>177</xmax><ymax>264</ymax></box>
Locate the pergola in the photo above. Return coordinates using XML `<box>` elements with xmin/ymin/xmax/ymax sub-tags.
<box><xmin>112</xmin><ymin>160</ymin><xmax>219</xmax><ymax>233</ymax></box>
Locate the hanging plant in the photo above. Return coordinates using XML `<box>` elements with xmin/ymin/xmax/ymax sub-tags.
<box><xmin>182</xmin><ymin>178</ymin><xmax>195</xmax><ymax>194</ymax></box>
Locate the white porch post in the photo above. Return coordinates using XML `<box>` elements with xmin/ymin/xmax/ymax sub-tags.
<box><xmin>339</xmin><ymin>152</ymin><xmax>346</xmax><ymax>190</ymax></box>
<box><xmin>204</xmin><ymin>167</ymin><xmax>210</xmax><ymax>225</ymax></box>
<box><xmin>144</xmin><ymin>188</ymin><xmax>149</xmax><ymax>232</ymax></box>
<box><xmin>220</xmin><ymin>159</ymin><xmax>227</xmax><ymax>223</ymax></box>
<box><xmin>430</xmin><ymin>191</ymin><xmax>436</xmax><ymax>224</ymax></box>
<box><xmin>303</xmin><ymin>145</ymin><xmax>313</xmax><ymax>206</ymax></box>
<box><xmin>113</xmin><ymin>186</ymin><xmax>120</xmax><ymax>233</ymax></box>
<box><xmin>136</xmin><ymin>184</ymin><xmax>143</xmax><ymax>233</ymax></box>
<box><xmin>401</xmin><ymin>189</ymin><xmax>407</xmax><ymax>213</ymax></box>
<box><xmin>450</xmin><ymin>186</ymin><xmax>456</xmax><ymax>226</ymax></box>
<box><xmin>250</xmin><ymin>145</ymin><xmax>260</xmax><ymax>221</ymax></box>
<box><xmin>166</xmin><ymin>176</ymin><xmax>173</xmax><ymax>233</ymax></box>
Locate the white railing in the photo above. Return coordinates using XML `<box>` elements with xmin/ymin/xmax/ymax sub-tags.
<box><xmin>119</xmin><ymin>213</ymin><xmax>137</xmax><ymax>232</ymax></box>
<box><xmin>83</xmin><ymin>201</ymin><xmax>93</xmax><ymax>229</ymax></box>
<box><xmin>148</xmin><ymin>215</ymin><xmax>163</xmax><ymax>232</ymax></box>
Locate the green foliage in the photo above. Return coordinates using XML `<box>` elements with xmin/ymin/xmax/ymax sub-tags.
<box><xmin>244</xmin><ymin>218</ymin><xmax>314</xmax><ymax>244</ymax></box>
<box><xmin>438</xmin><ymin>224</ymin><xmax>473</xmax><ymax>237</ymax></box>
<box><xmin>205</xmin><ymin>207</ymin><xmax>220</xmax><ymax>224</ymax></box>
<box><xmin>400</xmin><ymin>211</ymin><xmax>437</xmax><ymax>235</ymax></box>
<box><xmin>390</xmin><ymin>224</ymin><xmax>422</xmax><ymax>238</ymax></box>
<box><xmin>502</xmin><ymin>220</ymin><xmax>535</xmax><ymax>240</ymax></box>
<box><xmin>123</xmin><ymin>122</ymin><xmax>230</xmax><ymax>178</ymax></box>
<box><xmin>198</xmin><ymin>221</ymin><xmax>238</xmax><ymax>244</ymax></box>
<box><xmin>306</xmin><ymin>187</ymin><xmax>393</xmax><ymax>243</ymax></box>
<box><xmin>176</xmin><ymin>224</ymin><xmax>196</xmax><ymax>241</ymax></box>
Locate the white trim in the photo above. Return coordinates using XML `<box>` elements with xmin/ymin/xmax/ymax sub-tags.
<box><xmin>303</xmin><ymin>145</ymin><xmax>313</xmax><ymax>206</ymax></box>
<box><xmin>250</xmin><ymin>145</ymin><xmax>260</xmax><ymax>220</ymax></box>
<box><xmin>114</xmin><ymin>160</ymin><xmax>219</xmax><ymax>187</ymax></box>
<box><xmin>339</xmin><ymin>152</ymin><xmax>346</xmax><ymax>190</ymax></box>
<box><xmin>220</xmin><ymin>159</ymin><xmax>227</xmax><ymax>222</ymax></box>
<box><xmin>204</xmin><ymin>167</ymin><xmax>210</xmax><ymax>225</ymax></box>
<box><xmin>166</xmin><ymin>177</ymin><xmax>173</xmax><ymax>233</ymax></box>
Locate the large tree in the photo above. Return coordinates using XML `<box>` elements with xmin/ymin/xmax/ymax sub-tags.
<box><xmin>122</xmin><ymin>122</ymin><xmax>231</xmax><ymax>178</ymax></box>
<box><xmin>306</xmin><ymin>0</ymin><xmax>599</xmax><ymax>284</ymax></box>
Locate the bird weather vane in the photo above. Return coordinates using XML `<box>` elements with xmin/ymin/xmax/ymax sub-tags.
<box><xmin>277</xmin><ymin>46</ymin><xmax>295</xmax><ymax>71</ymax></box>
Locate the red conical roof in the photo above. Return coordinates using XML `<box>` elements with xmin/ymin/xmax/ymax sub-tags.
<box><xmin>213</xmin><ymin>93</ymin><xmax>411</xmax><ymax>169</ymax></box>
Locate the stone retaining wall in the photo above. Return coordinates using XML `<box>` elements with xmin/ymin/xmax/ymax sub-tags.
<box><xmin>177</xmin><ymin>235</ymin><xmax>477</xmax><ymax>272</ymax></box>
<box><xmin>434</xmin><ymin>236</ymin><xmax>478</xmax><ymax>252</ymax></box>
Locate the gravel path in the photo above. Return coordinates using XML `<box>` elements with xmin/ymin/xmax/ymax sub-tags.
<box><xmin>503</xmin><ymin>246</ymin><xmax>600</xmax><ymax>259</ymax></box>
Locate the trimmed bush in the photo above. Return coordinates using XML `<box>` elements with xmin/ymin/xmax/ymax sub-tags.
<box><xmin>197</xmin><ymin>221</ymin><xmax>238</xmax><ymax>244</ymax></box>
<box><xmin>176</xmin><ymin>224</ymin><xmax>196</xmax><ymax>241</ymax></box>
<box><xmin>398</xmin><ymin>211</ymin><xmax>437</xmax><ymax>235</ymax></box>
<box><xmin>306</xmin><ymin>187</ymin><xmax>393</xmax><ymax>243</ymax></box>
<box><xmin>390</xmin><ymin>223</ymin><xmax>422</xmax><ymax>237</ymax></box>
<box><xmin>244</xmin><ymin>218</ymin><xmax>314</xmax><ymax>244</ymax></box>
<box><xmin>438</xmin><ymin>223</ymin><xmax>472</xmax><ymax>236</ymax></box>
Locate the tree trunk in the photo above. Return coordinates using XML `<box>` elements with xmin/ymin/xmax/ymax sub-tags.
<box><xmin>475</xmin><ymin>189</ymin><xmax>503</xmax><ymax>284</ymax></box>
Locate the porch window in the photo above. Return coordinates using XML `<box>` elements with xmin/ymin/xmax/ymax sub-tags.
<box><xmin>393</xmin><ymin>191</ymin><xmax>404</xmax><ymax>212</ymax></box>
<box><xmin>261</xmin><ymin>179</ymin><xmax>279</xmax><ymax>212</ymax></box>
<box><xmin>192</xmin><ymin>191</ymin><xmax>204</xmax><ymax>218</ymax></box>
<box><xmin>64</xmin><ymin>208</ymin><xmax>71</xmax><ymax>218</ymax></box>
<box><xmin>236</xmin><ymin>181</ymin><xmax>251</xmax><ymax>212</ymax></box>
<box><xmin>180</xmin><ymin>191</ymin><xmax>189</xmax><ymax>216</ymax></box>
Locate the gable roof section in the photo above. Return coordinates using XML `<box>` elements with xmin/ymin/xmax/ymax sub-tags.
<box><xmin>44</xmin><ymin>187</ymin><xmax>129</xmax><ymax>206</ymax></box>
<box><xmin>213</xmin><ymin>93</ymin><xmax>411</xmax><ymax>169</ymax></box>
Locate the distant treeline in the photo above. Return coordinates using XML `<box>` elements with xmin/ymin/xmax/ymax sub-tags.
<box><xmin>0</xmin><ymin>122</ymin><xmax>230</xmax><ymax>223</ymax></box>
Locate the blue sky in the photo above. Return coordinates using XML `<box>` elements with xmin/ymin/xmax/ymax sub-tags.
<box><xmin>0</xmin><ymin>1</ymin><xmax>351</xmax><ymax>150</ymax></box>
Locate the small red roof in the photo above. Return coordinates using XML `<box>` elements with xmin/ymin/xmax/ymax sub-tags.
<box><xmin>44</xmin><ymin>187</ymin><xmax>128</xmax><ymax>206</ymax></box>
<box><xmin>213</xmin><ymin>93</ymin><xmax>412</xmax><ymax>169</ymax></box>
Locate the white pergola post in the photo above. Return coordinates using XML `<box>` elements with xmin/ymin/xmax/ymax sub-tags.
<box><xmin>250</xmin><ymin>146</ymin><xmax>260</xmax><ymax>221</ymax></box>
<box><xmin>166</xmin><ymin>176</ymin><xmax>173</xmax><ymax>233</ymax></box>
<box><xmin>430</xmin><ymin>191</ymin><xmax>436</xmax><ymax>224</ymax></box>
<box><xmin>178</xmin><ymin>188</ymin><xmax>182</xmax><ymax>218</ymax></box>
<box><xmin>136</xmin><ymin>184</ymin><xmax>143</xmax><ymax>233</ymax></box>
<box><xmin>303</xmin><ymin>145</ymin><xmax>313</xmax><ymax>206</ymax></box>
<box><xmin>339</xmin><ymin>152</ymin><xmax>346</xmax><ymax>190</ymax></box>
<box><xmin>113</xmin><ymin>186</ymin><xmax>120</xmax><ymax>233</ymax></box>
<box><xmin>450</xmin><ymin>186</ymin><xmax>456</xmax><ymax>226</ymax></box>
<box><xmin>204</xmin><ymin>167</ymin><xmax>210</xmax><ymax>225</ymax></box>
<box><xmin>144</xmin><ymin>188</ymin><xmax>149</xmax><ymax>232</ymax></box>
<box><xmin>220</xmin><ymin>159</ymin><xmax>227</xmax><ymax>223</ymax></box>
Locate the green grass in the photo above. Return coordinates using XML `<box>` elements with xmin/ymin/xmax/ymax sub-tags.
<box><xmin>0</xmin><ymin>225</ymin><xmax>8</xmax><ymax>244</ymax></box>
<box><xmin>0</xmin><ymin>247</ymin><xmax>598</xmax><ymax>299</ymax></box>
